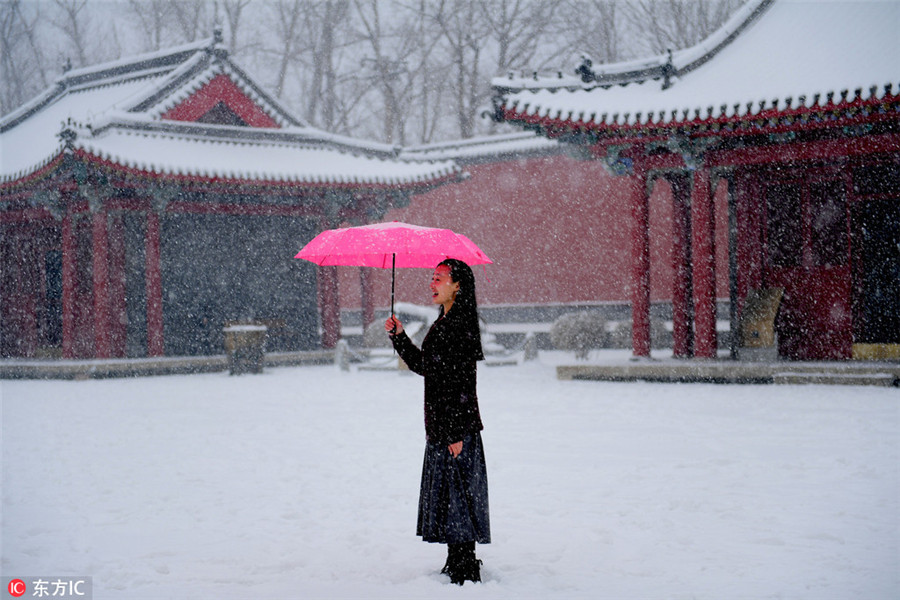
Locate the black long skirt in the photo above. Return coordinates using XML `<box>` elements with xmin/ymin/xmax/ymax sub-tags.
<box><xmin>417</xmin><ymin>431</ymin><xmax>491</xmax><ymax>544</ymax></box>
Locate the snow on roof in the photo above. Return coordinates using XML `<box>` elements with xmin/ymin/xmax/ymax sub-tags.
<box><xmin>60</xmin><ymin>37</ymin><xmax>215</xmax><ymax>83</ymax></box>
<box><xmin>69</xmin><ymin>122</ymin><xmax>459</xmax><ymax>186</ymax></box>
<box><xmin>0</xmin><ymin>36</ymin><xmax>459</xmax><ymax>188</ymax></box>
<box><xmin>1</xmin><ymin>76</ymin><xmax>157</xmax><ymax>181</ymax></box>
<box><xmin>493</xmin><ymin>0</ymin><xmax>900</xmax><ymax>128</ymax></box>
<box><xmin>401</xmin><ymin>132</ymin><xmax>562</xmax><ymax>162</ymax></box>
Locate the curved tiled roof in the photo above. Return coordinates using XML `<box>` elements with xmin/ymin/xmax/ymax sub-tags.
<box><xmin>492</xmin><ymin>0</ymin><xmax>900</xmax><ymax>136</ymax></box>
<box><xmin>0</xmin><ymin>36</ymin><xmax>459</xmax><ymax>190</ymax></box>
<box><xmin>67</xmin><ymin>121</ymin><xmax>459</xmax><ymax>188</ymax></box>
<box><xmin>402</xmin><ymin>131</ymin><xmax>561</xmax><ymax>162</ymax></box>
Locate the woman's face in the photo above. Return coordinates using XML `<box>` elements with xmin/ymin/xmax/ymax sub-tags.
<box><xmin>430</xmin><ymin>265</ymin><xmax>460</xmax><ymax>309</ymax></box>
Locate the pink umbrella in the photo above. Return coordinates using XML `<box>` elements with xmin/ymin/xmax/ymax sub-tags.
<box><xmin>295</xmin><ymin>221</ymin><xmax>492</xmax><ymax>317</ymax></box>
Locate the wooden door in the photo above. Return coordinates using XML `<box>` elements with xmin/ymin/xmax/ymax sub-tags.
<box><xmin>764</xmin><ymin>178</ymin><xmax>851</xmax><ymax>359</ymax></box>
<box><xmin>854</xmin><ymin>197</ymin><xmax>900</xmax><ymax>347</ymax></box>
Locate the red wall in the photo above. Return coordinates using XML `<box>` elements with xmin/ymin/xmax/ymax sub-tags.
<box><xmin>339</xmin><ymin>153</ymin><xmax>730</xmax><ymax>312</ymax></box>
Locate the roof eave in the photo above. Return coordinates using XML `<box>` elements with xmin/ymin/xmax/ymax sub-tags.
<box><xmin>67</xmin><ymin>147</ymin><xmax>462</xmax><ymax>192</ymax></box>
<box><xmin>86</xmin><ymin>115</ymin><xmax>428</xmax><ymax>161</ymax></box>
<box><xmin>497</xmin><ymin>87</ymin><xmax>900</xmax><ymax>143</ymax></box>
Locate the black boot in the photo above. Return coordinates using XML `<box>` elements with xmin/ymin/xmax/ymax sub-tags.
<box><xmin>440</xmin><ymin>544</ymin><xmax>458</xmax><ymax>576</ymax></box>
<box><xmin>447</xmin><ymin>542</ymin><xmax>481</xmax><ymax>585</ymax></box>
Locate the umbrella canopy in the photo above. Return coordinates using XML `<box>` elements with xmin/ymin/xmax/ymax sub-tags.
<box><xmin>295</xmin><ymin>221</ymin><xmax>492</xmax><ymax>319</ymax></box>
<box><xmin>294</xmin><ymin>221</ymin><xmax>492</xmax><ymax>269</ymax></box>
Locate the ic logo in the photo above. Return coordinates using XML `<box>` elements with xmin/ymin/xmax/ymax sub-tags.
<box><xmin>7</xmin><ymin>579</ymin><xmax>26</xmax><ymax>597</ymax></box>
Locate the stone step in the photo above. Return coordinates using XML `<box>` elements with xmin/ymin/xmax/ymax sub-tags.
<box><xmin>773</xmin><ymin>371</ymin><xmax>897</xmax><ymax>386</ymax></box>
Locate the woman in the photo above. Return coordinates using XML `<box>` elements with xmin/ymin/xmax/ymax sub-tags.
<box><xmin>384</xmin><ymin>258</ymin><xmax>490</xmax><ymax>585</ymax></box>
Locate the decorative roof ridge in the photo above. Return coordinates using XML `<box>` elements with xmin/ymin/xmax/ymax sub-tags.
<box><xmin>81</xmin><ymin>113</ymin><xmax>444</xmax><ymax>162</ymax></box>
<box><xmin>401</xmin><ymin>131</ymin><xmax>562</xmax><ymax>163</ymax></box>
<box><xmin>0</xmin><ymin>36</ymin><xmax>218</xmax><ymax>133</ymax></box>
<box><xmin>64</xmin><ymin>65</ymin><xmax>181</xmax><ymax>96</ymax></box>
<box><xmin>124</xmin><ymin>52</ymin><xmax>216</xmax><ymax>114</ymax></box>
<box><xmin>493</xmin><ymin>0</ymin><xmax>774</xmax><ymax>93</ymax></box>
<box><xmin>404</xmin><ymin>131</ymin><xmax>550</xmax><ymax>152</ymax></box>
<box><xmin>58</xmin><ymin>37</ymin><xmax>216</xmax><ymax>87</ymax></box>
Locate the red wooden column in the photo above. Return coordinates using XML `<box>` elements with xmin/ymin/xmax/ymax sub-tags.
<box><xmin>691</xmin><ymin>167</ymin><xmax>717</xmax><ymax>358</ymax></box>
<box><xmin>318</xmin><ymin>265</ymin><xmax>340</xmax><ymax>349</ymax></box>
<box><xmin>630</xmin><ymin>172</ymin><xmax>651</xmax><ymax>357</ymax></box>
<box><xmin>92</xmin><ymin>206</ymin><xmax>112</xmax><ymax>358</ymax></box>
<box><xmin>670</xmin><ymin>174</ymin><xmax>694</xmax><ymax>358</ymax></box>
<box><xmin>145</xmin><ymin>210</ymin><xmax>165</xmax><ymax>356</ymax></box>
<box><xmin>107</xmin><ymin>211</ymin><xmax>128</xmax><ymax>357</ymax></box>
<box><xmin>61</xmin><ymin>209</ymin><xmax>77</xmax><ymax>358</ymax></box>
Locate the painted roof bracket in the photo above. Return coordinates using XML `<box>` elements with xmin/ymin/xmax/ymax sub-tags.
<box><xmin>149</xmin><ymin>182</ymin><xmax>180</xmax><ymax>213</ymax></box>
<box><xmin>30</xmin><ymin>189</ymin><xmax>64</xmax><ymax>220</ymax></box>
<box><xmin>602</xmin><ymin>144</ymin><xmax>634</xmax><ymax>176</ymax></box>
<box><xmin>666</xmin><ymin>135</ymin><xmax>720</xmax><ymax>171</ymax></box>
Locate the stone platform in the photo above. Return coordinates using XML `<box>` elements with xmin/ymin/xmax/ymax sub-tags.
<box><xmin>0</xmin><ymin>351</ymin><xmax>333</xmax><ymax>380</ymax></box>
<box><xmin>557</xmin><ymin>358</ymin><xmax>900</xmax><ymax>387</ymax></box>
<box><xmin>2</xmin><ymin>350</ymin><xmax>897</xmax><ymax>387</ymax></box>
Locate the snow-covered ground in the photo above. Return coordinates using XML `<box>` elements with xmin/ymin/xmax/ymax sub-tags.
<box><xmin>2</xmin><ymin>356</ymin><xmax>897</xmax><ymax>599</ymax></box>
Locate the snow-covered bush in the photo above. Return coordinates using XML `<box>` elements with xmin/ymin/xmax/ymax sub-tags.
<box><xmin>605</xmin><ymin>318</ymin><xmax>671</xmax><ymax>349</ymax></box>
<box><xmin>650</xmin><ymin>319</ymin><xmax>671</xmax><ymax>349</ymax></box>
<box><xmin>606</xmin><ymin>320</ymin><xmax>632</xmax><ymax>349</ymax></box>
<box><xmin>550</xmin><ymin>312</ymin><xmax>608</xmax><ymax>359</ymax></box>
<box><xmin>363</xmin><ymin>321</ymin><xmax>392</xmax><ymax>348</ymax></box>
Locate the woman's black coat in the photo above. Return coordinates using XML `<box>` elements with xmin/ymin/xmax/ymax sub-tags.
<box><xmin>390</xmin><ymin>308</ymin><xmax>484</xmax><ymax>445</ymax></box>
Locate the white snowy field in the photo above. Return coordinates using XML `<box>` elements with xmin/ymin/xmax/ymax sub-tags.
<box><xmin>2</xmin><ymin>357</ymin><xmax>898</xmax><ymax>599</ymax></box>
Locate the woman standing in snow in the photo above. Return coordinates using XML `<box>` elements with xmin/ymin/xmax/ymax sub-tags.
<box><xmin>384</xmin><ymin>258</ymin><xmax>490</xmax><ymax>585</ymax></box>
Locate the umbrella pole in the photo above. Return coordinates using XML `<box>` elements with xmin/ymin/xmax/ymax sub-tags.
<box><xmin>390</xmin><ymin>253</ymin><xmax>396</xmax><ymax>333</ymax></box>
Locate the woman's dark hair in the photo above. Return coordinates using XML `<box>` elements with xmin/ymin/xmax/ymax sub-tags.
<box><xmin>438</xmin><ymin>258</ymin><xmax>484</xmax><ymax>359</ymax></box>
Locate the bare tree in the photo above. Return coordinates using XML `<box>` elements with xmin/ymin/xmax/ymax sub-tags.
<box><xmin>267</xmin><ymin>0</ymin><xmax>304</xmax><ymax>100</ymax></box>
<box><xmin>1</xmin><ymin>1</ymin><xmax>48</xmax><ymax>113</ymax></box>
<box><xmin>220</xmin><ymin>0</ymin><xmax>252</xmax><ymax>54</ymax></box>
<box><xmin>49</xmin><ymin>0</ymin><xmax>91</xmax><ymax>66</ymax></box>
<box><xmin>168</xmin><ymin>0</ymin><xmax>210</xmax><ymax>43</ymax></box>
<box><xmin>431</xmin><ymin>0</ymin><xmax>492</xmax><ymax>138</ymax></box>
<box><xmin>126</xmin><ymin>0</ymin><xmax>175</xmax><ymax>51</ymax></box>
<box><xmin>625</xmin><ymin>0</ymin><xmax>747</xmax><ymax>56</ymax></box>
<box><xmin>304</xmin><ymin>0</ymin><xmax>349</xmax><ymax>129</ymax></box>
<box><xmin>42</xmin><ymin>1</ymin><xmax>124</xmax><ymax>72</ymax></box>
<box><xmin>555</xmin><ymin>0</ymin><xmax>624</xmax><ymax>67</ymax></box>
<box><xmin>355</xmin><ymin>0</ymin><xmax>446</xmax><ymax>144</ymax></box>
<box><xmin>412</xmin><ymin>2</ymin><xmax>449</xmax><ymax>144</ymax></box>
<box><xmin>480</xmin><ymin>0</ymin><xmax>558</xmax><ymax>76</ymax></box>
<box><xmin>261</xmin><ymin>0</ymin><xmax>367</xmax><ymax>134</ymax></box>
<box><xmin>355</xmin><ymin>0</ymin><xmax>403</xmax><ymax>142</ymax></box>
<box><xmin>476</xmin><ymin>0</ymin><xmax>561</xmax><ymax>135</ymax></box>
<box><xmin>295</xmin><ymin>0</ymin><xmax>363</xmax><ymax>132</ymax></box>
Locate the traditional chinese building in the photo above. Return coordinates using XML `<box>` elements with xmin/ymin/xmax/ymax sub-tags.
<box><xmin>0</xmin><ymin>34</ymin><xmax>460</xmax><ymax>359</ymax></box>
<box><xmin>490</xmin><ymin>0</ymin><xmax>900</xmax><ymax>360</ymax></box>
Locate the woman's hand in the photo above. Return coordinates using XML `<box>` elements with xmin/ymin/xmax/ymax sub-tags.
<box><xmin>384</xmin><ymin>315</ymin><xmax>404</xmax><ymax>335</ymax></box>
<box><xmin>448</xmin><ymin>441</ymin><xmax>463</xmax><ymax>458</ymax></box>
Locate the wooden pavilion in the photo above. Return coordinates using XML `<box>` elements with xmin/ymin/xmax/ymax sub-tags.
<box><xmin>491</xmin><ymin>0</ymin><xmax>899</xmax><ymax>360</ymax></box>
<box><xmin>0</xmin><ymin>33</ymin><xmax>460</xmax><ymax>359</ymax></box>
